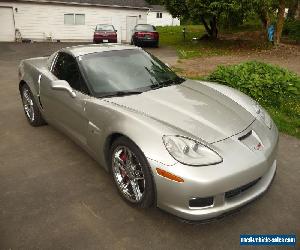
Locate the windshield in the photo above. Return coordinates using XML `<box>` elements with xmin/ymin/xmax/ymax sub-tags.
<box><xmin>135</xmin><ymin>25</ymin><xmax>156</xmax><ymax>31</ymax></box>
<box><xmin>96</xmin><ymin>24</ymin><xmax>115</xmax><ymax>31</ymax></box>
<box><xmin>79</xmin><ymin>49</ymin><xmax>184</xmax><ymax>97</ymax></box>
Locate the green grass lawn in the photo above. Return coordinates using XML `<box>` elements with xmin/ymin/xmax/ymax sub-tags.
<box><xmin>157</xmin><ymin>25</ymin><xmax>205</xmax><ymax>46</ymax></box>
<box><xmin>157</xmin><ymin>25</ymin><xmax>229</xmax><ymax>59</ymax></box>
<box><xmin>157</xmin><ymin>25</ymin><xmax>270</xmax><ymax>59</ymax></box>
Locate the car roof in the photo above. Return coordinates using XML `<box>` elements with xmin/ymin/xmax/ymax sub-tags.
<box><xmin>62</xmin><ymin>44</ymin><xmax>140</xmax><ymax>57</ymax></box>
<box><xmin>135</xmin><ymin>24</ymin><xmax>153</xmax><ymax>27</ymax></box>
<box><xmin>96</xmin><ymin>24</ymin><xmax>114</xmax><ymax>26</ymax></box>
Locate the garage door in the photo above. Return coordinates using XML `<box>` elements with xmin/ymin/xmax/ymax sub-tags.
<box><xmin>0</xmin><ymin>7</ymin><xmax>15</xmax><ymax>41</ymax></box>
<box><xmin>126</xmin><ymin>16</ymin><xmax>137</xmax><ymax>42</ymax></box>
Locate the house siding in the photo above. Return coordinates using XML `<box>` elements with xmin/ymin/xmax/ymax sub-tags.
<box><xmin>147</xmin><ymin>11</ymin><xmax>180</xmax><ymax>27</ymax></box>
<box><xmin>0</xmin><ymin>1</ymin><xmax>148</xmax><ymax>42</ymax></box>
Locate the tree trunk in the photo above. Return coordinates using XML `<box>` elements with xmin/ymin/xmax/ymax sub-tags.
<box><xmin>210</xmin><ymin>16</ymin><xmax>218</xmax><ymax>39</ymax></box>
<box><xmin>200</xmin><ymin>16</ymin><xmax>212</xmax><ymax>36</ymax></box>
<box><xmin>200</xmin><ymin>15</ymin><xmax>218</xmax><ymax>39</ymax></box>
<box><xmin>260</xmin><ymin>8</ymin><xmax>270</xmax><ymax>41</ymax></box>
<box><xmin>275</xmin><ymin>0</ymin><xmax>286</xmax><ymax>45</ymax></box>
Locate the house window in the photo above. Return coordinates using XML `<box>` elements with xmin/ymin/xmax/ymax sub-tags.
<box><xmin>156</xmin><ymin>12</ymin><xmax>162</xmax><ymax>18</ymax></box>
<box><xmin>64</xmin><ymin>14</ymin><xmax>85</xmax><ymax>25</ymax></box>
<box><xmin>64</xmin><ymin>14</ymin><xmax>74</xmax><ymax>25</ymax></box>
<box><xmin>75</xmin><ymin>14</ymin><xmax>85</xmax><ymax>25</ymax></box>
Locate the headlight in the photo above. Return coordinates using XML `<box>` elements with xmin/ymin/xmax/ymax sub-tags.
<box><xmin>253</xmin><ymin>102</ymin><xmax>272</xmax><ymax>129</ymax></box>
<box><xmin>163</xmin><ymin>135</ymin><xmax>222</xmax><ymax>166</ymax></box>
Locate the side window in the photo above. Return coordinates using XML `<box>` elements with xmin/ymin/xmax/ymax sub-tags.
<box><xmin>52</xmin><ymin>52</ymin><xmax>89</xmax><ymax>94</ymax></box>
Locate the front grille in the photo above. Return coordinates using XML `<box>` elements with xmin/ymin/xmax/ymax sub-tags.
<box><xmin>225</xmin><ymin>178</ymin><xmax>261</xmax><ymax>199</ymax></box>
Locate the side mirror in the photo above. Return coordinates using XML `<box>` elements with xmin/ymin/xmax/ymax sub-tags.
<box><xmin>51</xmin><ymin>80</ymin><xmax>76</xmax><ymax>98</ymax></box>
<box><xmin>115</xmin><ymin>30</ymin><xmax>118</xmax><ymax>32</ymax></box>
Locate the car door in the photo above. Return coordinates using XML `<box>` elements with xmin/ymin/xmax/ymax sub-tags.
<box><xmin>40</xmin><ymin>52</ymin><xmax>90</xmax><ymax>147</ymax></box>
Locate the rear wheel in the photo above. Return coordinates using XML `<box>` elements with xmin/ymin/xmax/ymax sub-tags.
<box><xmin>21</xmin><ymin>84</ymin><xmax>46</xmax><ymax>127</ymax></box>
<box><xmin>110</xmin><ymin>136</ymin><xmax>155</xmax><ymax>208</ymax></box>
<box><xmin>131</xmin><ymin>38</ymin><xmax>138</xmax><ymax>46</ymax></box>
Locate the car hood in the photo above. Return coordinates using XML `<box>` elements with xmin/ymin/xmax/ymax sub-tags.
<box><xmin>106</xmin><ymin>80</ymin><xmax>255</xmax><ymax>143</ymax></box>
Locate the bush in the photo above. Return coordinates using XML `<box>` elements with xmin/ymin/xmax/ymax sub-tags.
<box><xmin>208</xmin><ymin>61</ymin><xmax>300</xmax><ymax>137</ymax></box>
<box><xmin>208</xmin><ymin>61</ymin><xmax>299</xmax><ymax>106</ymax></box>
<box><xmin>283</xmin><ymin>19</ymin><xmax>300</xmax><ymax>42</ymax></box>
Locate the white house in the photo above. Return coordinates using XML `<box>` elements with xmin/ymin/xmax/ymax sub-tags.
<box><xmin>0</xmin><ymin>0</ymin><xmax>150</xmax><ymax>42</ymax></box>
<box><xmin>147</xmin><ymin>5</ymin><xmax>180</xmax><ymax>27</ymax></box>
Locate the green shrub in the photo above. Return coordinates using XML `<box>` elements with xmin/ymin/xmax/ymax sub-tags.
<box><xmin>208</xmin><ymin>61</ymin><xmax>300</xmax><ymax>137</ymax></box>
<box><xmin>208</xmin><ymin>61</ymin><xmax>299</xmax><ymax>106</ymax></box>
<box><xmin>283</xmin><ymin>19</ymin><xmax>300</xmax><ymax>41</ymax></box>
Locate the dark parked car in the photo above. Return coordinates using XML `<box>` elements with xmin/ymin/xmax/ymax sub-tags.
<box><xmin>93</xmin><ymin>24</ymin><xmax>117</xmax><ymax>43</ymax></box>
<box><xmin>131</xmin><ymin>24</ymin><xmax>159</xmax><ymax>47</ymax></box>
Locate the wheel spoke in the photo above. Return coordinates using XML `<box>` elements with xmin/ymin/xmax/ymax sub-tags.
<box><xmin>130</xmin><ymin>180</ymin><xmax>142</xmax><ymax>200</ymax></box>
<box><xmin>119</xmin><ymin>181</ymin><xmax>129</xmax><ymax>192</ymax></box>
<box><xmin>22</xmin><ymin>89</ymin><xmax>35</xmax><ymax>121</ymax></box>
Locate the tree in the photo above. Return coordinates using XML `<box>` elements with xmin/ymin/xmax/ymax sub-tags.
<box><xmin>251</xmin><ymin>0</ymin><xmax>289</xmax><ymax>43</ymax></box>
<box><xmin>164</xmin><ymin>0</ymin><xmax>246</xmax><ymax>39</ymax></box>
<box><xmin>251</xmin><ymin>0</ymin><xmax>276</xmax><ymax>40</ymax></box>
<box><xmin>275</xmin><ymin>0</ymin><xmax>286</xmax><ymax>44</ymax></box>
<box><xmin>162</xmin><ymin>0</ymin><xmax>290</xmax><ymax>43</ymax></box>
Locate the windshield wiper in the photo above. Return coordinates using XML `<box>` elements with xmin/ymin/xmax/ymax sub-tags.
<box><xmin>100</xmin><ymin>91</ymin><xmax>143</xmax><ymax>98</ymax></box>
<box><xmin>151</xmin><ymin>77</ymin><xmax>184</xmax><ymax>90</ymax></box>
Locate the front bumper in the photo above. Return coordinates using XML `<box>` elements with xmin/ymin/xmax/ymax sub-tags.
<box><xmin>148</xmin><ymin>119</ymin><xmax>279</xmax><ymax>221</ymax></box>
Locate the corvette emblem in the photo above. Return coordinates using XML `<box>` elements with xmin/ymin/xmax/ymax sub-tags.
<box><xmin>254</xmin><ymin>142</ymin><xmax>264</xmax><ymax>151</ymax></box>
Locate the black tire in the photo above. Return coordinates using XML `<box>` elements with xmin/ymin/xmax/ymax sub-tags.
<box><xmin>132</xmin><ymin>39</ymin><xmax>138</xmax><ymax>46</ymax></box>
<box><xmin>21</xmin><ymin>84</ymin><xmax>46</xmax><ymax>127</ymax></box>
<box><xmin>110</xmin><ymin>136</ymin><xmax>155</xmax><ymax>208</ymax></box>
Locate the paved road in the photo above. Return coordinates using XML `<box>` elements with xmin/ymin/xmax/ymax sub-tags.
<box><xmin>0</xmin><ymin>43</ymin><xmax>299</xmax><ymax>249</ymax></box>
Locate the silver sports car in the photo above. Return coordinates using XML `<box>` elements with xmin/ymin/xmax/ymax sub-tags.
<box><xmin>18</xmin><ymin>44</ymin><xmax>278</xmax><ymax>221</ymax></box>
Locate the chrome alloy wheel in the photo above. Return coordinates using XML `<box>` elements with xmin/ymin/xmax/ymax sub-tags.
<box><xmin>112</xmin><ymin>146</ymin><xmax>146</xmax><ymax>203</ymax></box>
<box><xmin>22</xmin><ymin>88</ymin><xmax>35</xmax><ymax>122</ymax></box>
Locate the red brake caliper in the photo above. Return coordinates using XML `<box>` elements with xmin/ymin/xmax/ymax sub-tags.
<box><xmin>120</xmin><ymin>150</ymin><xmax>128</xmax><ymax>180</ymax></box>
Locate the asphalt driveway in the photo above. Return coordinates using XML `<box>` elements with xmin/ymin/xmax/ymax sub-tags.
<box><xmin>0</xmin><ymin>43</ymin><xmax>299</xmax><ymax>249</ymax></box>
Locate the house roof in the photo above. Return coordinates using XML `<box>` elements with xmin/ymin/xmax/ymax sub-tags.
<box><xmin>12</xmin><ymin>0</ymin><xmax>151</xmax><ymax>9</ymax></box>
<box><xmin>150</xmin><ymin>5</ymin><xmax>166</xmax><ymax>12</ymax></box>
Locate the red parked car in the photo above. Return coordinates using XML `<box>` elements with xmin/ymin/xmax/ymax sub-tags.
<box><xmin>131</xmin><ymin>24</ymin><xmax>159</xmax><ymax>47</ymax></box>
<box><xmin>93</xmin><ymin>24</ymin><xmax>117</xmax><ymax>43</ymax></box>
